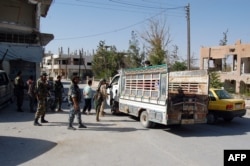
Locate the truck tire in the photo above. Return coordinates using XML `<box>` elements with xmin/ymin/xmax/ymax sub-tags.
<box><xmin>140</xmin><ymin>111</ymin><xmax>153</xmax><ymax>128</ymax></box>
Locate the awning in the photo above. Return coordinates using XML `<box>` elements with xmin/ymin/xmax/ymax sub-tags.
<box><xmin>0</xmin><ymin>43</ymin><xmax>43</xmax><ymax>63</ymax></box>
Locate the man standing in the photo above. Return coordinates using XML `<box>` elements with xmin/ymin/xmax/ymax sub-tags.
<box><xmin>27</xmin><ymin>75</ymin><xmax>36</xmax><ymax>112</ymax></box>
<box><xmin>94</xmin><ymin>79</ymin><xmax>107</xmax><ymax>121</ymax></box>
<box><xmin>68</xmin><ymin>74</ymin><xmax>87</xmax><ymax>130</ymax></box>
<box><xmin>82</xmin><ymin>80</ymin><xmax>93</xmax><ymax>115</ymax></box>
<box><xmin>54</xmin><ymin>75</ymin><xmax>64</xmax><ymax>112</ymax></box>
<box><xmin>33</xmin><ymin>72</ymin><xmax>49</xmax><ymax>126</ymax></box>
<box><xmin>14</xmin><ymin>71</ymin><xmax>25</xmax><ymax>112</ymax></box>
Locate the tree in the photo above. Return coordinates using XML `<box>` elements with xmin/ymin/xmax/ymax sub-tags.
<box><xmin>219</xmin><ymin>29</ymin><xmax>228</xmax><ymax>46</ymax></box>
<box><xmin>127</xmin><ymin>31</ymin><xmax>144</xmax><ymax>68</ymax></box>
<box><xmin>141</xmin><ymin>17</ymin><xmax>171</xmax><ymax>65</ymax></box>
<box><xmin>171</xmin><ymin>61</ymin><xmax>187</xmax><ymax>71</ymax></box>
<box><xmin>92</xmin><ymin>41</ymin><xmax>128</xmax><ymax>79</ymax></box>
<box><xmin>209</xmin><ymin>72</ymin><xmax>223</xmax><ymax>88</ymax></box>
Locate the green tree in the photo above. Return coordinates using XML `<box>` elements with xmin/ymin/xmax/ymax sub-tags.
<box><xmin>141</xmin><ymin>18</ymin><xmax>171</xmax><ymax>65</ymax></box>
<box><xmin>171</xmin><ymin>61</ymin><xmax>187</xmax><ymax>71</ymax></box>
<box><xmin>127</xmin><ymin>31</ymin><xmax>144</xmax><ymax>68</ymax></box>
<box><xmin>209</xmin><ymin>72</ymin><xmax>223</xmax><ymax>88</ymax></box>
<box><xmin>92</xmin><ymin>41</ymin><xmax>129</xmax><ymax>79</ymax></box>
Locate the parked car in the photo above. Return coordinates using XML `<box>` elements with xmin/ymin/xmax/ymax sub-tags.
<box><xmin>0</xmin><ymin>70</ymin><xmax>14</xmax><ymax>109</ymax></box>
<box><xmin>207</xmin><ymin>88</ymin><xmax>246</xmax><ymax>123</ymax></box>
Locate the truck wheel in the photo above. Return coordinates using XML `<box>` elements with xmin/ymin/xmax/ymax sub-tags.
<box><xmin>140</xmin><ymin>111</ymin><xmax>153</xmax><ymax>128</ymax></box>
<box><xmin>207</xmin><ymin>113</ymin><xmax>217</xmax><ymax>124</ymax></box>
<box><xmin>224</xmin><ymin>117</ymin><xmax>233</xmax><ymax>122</ymax></box>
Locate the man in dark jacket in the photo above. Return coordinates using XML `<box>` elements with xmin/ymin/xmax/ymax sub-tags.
<box><xmin>54</xmin><ymin>75</ymin><xmax>64</xmax><ymax>112</ymax></box>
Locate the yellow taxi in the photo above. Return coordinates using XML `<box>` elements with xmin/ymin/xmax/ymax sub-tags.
<box><xmin>207</xmin><ymin>88</ymin><xmax>246</xmax><ymax>123</ymax></box>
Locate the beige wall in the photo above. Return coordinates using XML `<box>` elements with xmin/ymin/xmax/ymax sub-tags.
<box><xmin>200</xmin><ymin>40</ymin><xmax>250</xmax><ymax>93</ymax></box>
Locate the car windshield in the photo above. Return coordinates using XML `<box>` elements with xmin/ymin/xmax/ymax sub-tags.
<box><xmin>214</xmin><ymin>89</ymin><xmax>233</xmax><ymax>99</ymax></box>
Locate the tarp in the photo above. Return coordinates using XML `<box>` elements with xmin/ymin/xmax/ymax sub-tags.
<box><xmin>0</xmin><ymin>43</ymin><xmax>43</xmax><ymax>63</ymax></box>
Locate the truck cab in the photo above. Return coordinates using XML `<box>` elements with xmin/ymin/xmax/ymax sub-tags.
<box><xmin>106</xmin><ymin>74</ymin><xmax>120</xmax><ymax>114</ymax></box>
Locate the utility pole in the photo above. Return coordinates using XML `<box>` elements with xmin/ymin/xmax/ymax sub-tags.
<box><xmin>185</xmin><ymin>3</ymin><xmax>191</xmax><ymax>70</ymax></box>
<box><xmin>79</xmin><ymin>50</ymin><xmax>82</xmax><ymax>80</ymax></box>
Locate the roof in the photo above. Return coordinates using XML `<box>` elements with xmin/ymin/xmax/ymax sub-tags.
<box><xmin>0</xmin><ymin>43</ymin><xmax>43</xmax><ymax>63</ymax></box>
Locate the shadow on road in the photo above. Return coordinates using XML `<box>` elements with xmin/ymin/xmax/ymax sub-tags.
<box><xmin>161</xmin><ymin>116</ymin><xmax>250</xmax><ymax>137</ymax></box>
<box><xmin>0</xmin><ymin>136</ymin><xmax>57</xmax><ymax>166</ymax></box>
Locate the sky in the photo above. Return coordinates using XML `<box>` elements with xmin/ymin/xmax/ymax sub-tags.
<box><xmin>41</xmin><ymin>0</ymin><xmax>250</xmax><ymax>62</ymax></box>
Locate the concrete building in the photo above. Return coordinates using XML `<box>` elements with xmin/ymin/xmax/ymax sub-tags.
<box><xmin>0</xmin><ymin>0</ymin><xmax>53</xmax><ymax>81</ymax></box>
<box><xmin>42</xmin><ymin>48</ymin><xmax>94</xmax><ymax>80</ymax></box>
<box><xmin>200</xmin><ymin>40</ymin><xmax>250</xmax><ymax>94</ymax></box>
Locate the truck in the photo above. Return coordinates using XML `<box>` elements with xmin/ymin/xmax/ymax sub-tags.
<box><xmin>106</xmin><ymin>64</ymin><xmax>210</xmax><ymax>128</ymax></box>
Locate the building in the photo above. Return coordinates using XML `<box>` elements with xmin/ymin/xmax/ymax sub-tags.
<box><xmin>42</xmin><ymin>48</ymin><xmax>94</xmax><ymax>80</ymax></box>
<box><xmin>0</xmin><ymin>0</ymin><xmax>53</xmax><ymax>81</ymax></box>
<box><xmin>200</xmin><ymin>40</ymin><xmax>250</xmax><ymax>94</ymax></box>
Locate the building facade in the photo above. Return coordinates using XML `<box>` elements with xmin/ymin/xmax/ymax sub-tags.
<box><xmin>42</xmin><ymin>48</ymin><xmax>94</xmax><ymax>80</ymax></box>
<box><xmin>200</xmin><ymin>40</ymin><xmax>250</xmax><ymax>94</ymax></box>
<box><xmin>0</xmin><ymin>0</ymin><xmax>53</xmax><ymax>81</ymax></box>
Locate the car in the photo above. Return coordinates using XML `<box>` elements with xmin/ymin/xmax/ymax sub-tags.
<box><xmin>0</xmin><ymin>70</ymin><xmax>14</xmax><ymax>109</ymax></box>
<box><xmin>207</xmin><ymin>88</ymin><xmax>246</xmax><ymax>123</ymax></box>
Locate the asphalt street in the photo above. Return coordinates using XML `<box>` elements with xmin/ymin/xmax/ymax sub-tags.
<box><xmin>1</xmin><ymin>81</ymin><xmax>250</xmax><ymax>166</ymax></box>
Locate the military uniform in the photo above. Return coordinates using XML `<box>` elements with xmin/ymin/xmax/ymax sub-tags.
<box><xmin>34</xmin><ymin>73</ymin><xmax>49</xmax><ymax>126</ymax></box>
<box><xmin>54</xmin><ymin>76</ymin><xmax>64</xmax><ymax>112</ymax></box>
<box><xmin>14</xmin><ymin>72</ymin><xmax>25</xmax><ymax>112</ymax></box>
<box><xmin>68</xmin><ymin>75</ymin><xmax>86</xmax><ymax>130</ymax></box>
<box><xmin>94</xmin><ymin>79</ymin><xmax>107</xmax><ymax>122</ymax></box>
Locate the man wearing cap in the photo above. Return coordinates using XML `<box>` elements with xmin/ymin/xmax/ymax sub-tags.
<box><xmin>54</xmin><ymin>75</ymin><xmax>64</xmax><ymax>112</ymax></box>
<box><xmin>67</xmin><ymin>74</ymin><xmax>87</xmax><ymax>130</ymax></box>
<box><xmin>33</xmin><ymin>72</ymin><xmax>49</xmax><ymax>126</ymax></box>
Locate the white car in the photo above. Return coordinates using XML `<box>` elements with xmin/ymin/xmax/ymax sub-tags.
<box><xmin>0</xmin><ymin>70</ymin><xmax>13</xmax><ymax>109</ymax></box>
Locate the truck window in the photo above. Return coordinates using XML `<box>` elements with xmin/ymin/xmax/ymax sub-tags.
<box><xmin>111</xmin><ymin>76</ymin><xmax>119</xmax><ymax>86</ymax></box>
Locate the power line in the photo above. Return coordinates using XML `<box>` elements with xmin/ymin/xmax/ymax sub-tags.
<box><xmin>53</xmin><ymin>2</ymin><xmax>186</xmax><ymax>41</ymax></box>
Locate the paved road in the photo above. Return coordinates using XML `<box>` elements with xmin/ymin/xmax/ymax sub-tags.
<box><xmin>1</xmin><ymin>81</ymin><xmax>250</xmax><ymax>166</ymax></box>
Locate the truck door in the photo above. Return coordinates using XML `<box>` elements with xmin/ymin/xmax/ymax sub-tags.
<box><xmin>106</xmin><ymin>75</ymin><xmax>120</xmax><ymax>106</ymax></box>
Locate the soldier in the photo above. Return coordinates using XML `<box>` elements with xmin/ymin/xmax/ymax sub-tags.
<box><xmin>14</xmin><ymin>71</ymin><xmax>25</xmax><ymax>112</ymax></box>
<box><xmin>94</xmin><ymin>79</ymin><xmax>107</xmax><ymax>122</ymax></box>
<box><xmin>54</xmin><ymin>75</ymin><xmax>64</xmax><ymax>112</ymax></box>
<box><xmin>33</xmin><ymin>72</ymin><xmax>49</xmax><ymax>126</ymax></box>
<box><xmin>67</xmin><ymin>74</ymin><xmax>87</xmax><ymax>130</ymax></box>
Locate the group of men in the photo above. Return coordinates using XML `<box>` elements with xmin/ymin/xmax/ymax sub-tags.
<box><xmin>14</xmin><ymin>71</ymin><xmax>108</xmax><ymax>130</ymax></box>
<box><xmin>14</xmin><ymin>71</ymin><xmax>65</xmax><ymax>126</ymax></box>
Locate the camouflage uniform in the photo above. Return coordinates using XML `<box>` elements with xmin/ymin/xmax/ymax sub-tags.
<box><xmin>68</xmin><ymin>76</ymin><xmax>86</xmax><ymax>130</ymax></box>
<box><xmin>54</xmin><ymin>77</ymin><xmax>64</xmax><ymax>111</ymax></box>
<box><xmin>34</xmin><ymin>73</ymin><xmax>49</xmax><ymax>126</ymax></box>
<box><xmin>14</xmin><ymin>72</ymin><xmax>25</xmax><ymax>112</ymax></box>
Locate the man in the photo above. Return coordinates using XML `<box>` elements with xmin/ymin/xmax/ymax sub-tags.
<box><xmin>27</xmin><ymin>75</ymin><xmax>36</xmax><ymax>112</ymax></box>
<box><xmin>68</xmin><ymin>74</ymin><xmax>87</xmax><ymax>130</ymax></box>
<box><xmin>94</xmin><ymin>79</ymin><xmax>107</xmax><ymax>122</ymax></box>
<box><xmin>54</xmin><ymin>75</ymin><xmax>64</xmax><ymax>112</ymax></box>
<box><xmin>33</xmin><ymin>72</ymin><xmax>49</xmax><ymax>126</ymax></box>
<box><xmin>144</xmin><ymin>60</ymin><xmax>152</xmax><ymax>67</ymax></box>
<box><xmin>82</xmin><ymin>80</ymin><xmax>93</xmax><ymax>115</ymax></box>
<box><xmin>14</xmin><ymin>71</ymin><xmax>25</xmax><ymax>112</ymax></box>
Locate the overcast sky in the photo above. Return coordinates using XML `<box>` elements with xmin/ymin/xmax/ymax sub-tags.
<box><xmin>41</xmin><ymin>0</ymin><xmax>250</xmax><ymax>62</ymax></box>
